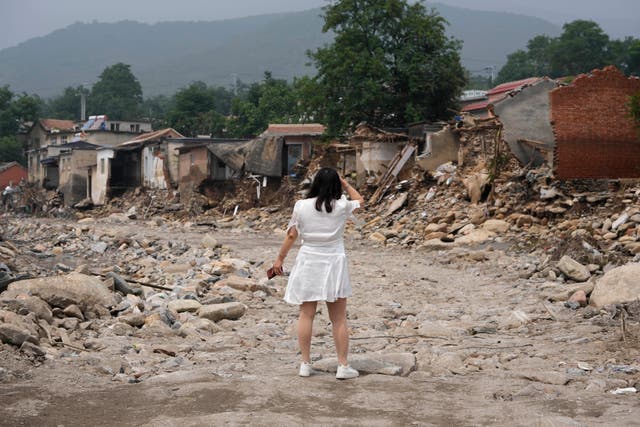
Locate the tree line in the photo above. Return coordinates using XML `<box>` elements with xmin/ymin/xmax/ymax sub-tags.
<box><xmin>496</xmin><ymin>20</ymin><xmax>640</xmax><ymax>84</ymax></box>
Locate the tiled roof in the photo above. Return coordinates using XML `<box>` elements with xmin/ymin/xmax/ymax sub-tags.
<box><xmin>462</xmin><ymin>77</ymin><xmax>541</xmax><ymax>113</ymax></box>
<box><xmin>0</xmin><ymin>161</ymin><xmax>21</xmax><ymax>172</ymax></box>
<box><xmin>40</xmin><ymin>119</ymin><xmax>76</xmax><ymax>132</ymax></box>
<box><xmin>461</xmin><ymin>100</ymin><xmax>490</xmax><ymax>112</ymax></box>
<box><xmin>264</xmin><ymin>123</ymin><xmax>325</xmax><ymax>136</ymax></box>
<box><xmin>487</xmin><ymin>77</ymin><xmax>541</xmax><ymax>96</ymax></box>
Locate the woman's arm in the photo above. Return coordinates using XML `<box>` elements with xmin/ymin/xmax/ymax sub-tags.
<box><xmin>272</xmin><ymin>227</ymin><xmax>298</xmax><ymax>275</ymax></box>
<box><xmin>340</xmin><ymin>176</ymin><xmax>364</xmax><ymax>207</ymax></box>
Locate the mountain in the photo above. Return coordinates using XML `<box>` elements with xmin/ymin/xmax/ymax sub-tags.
<box><xmin>0</xmin><ymin>4</ymin><xmax>561</xmax><ymax>98</ymax></box>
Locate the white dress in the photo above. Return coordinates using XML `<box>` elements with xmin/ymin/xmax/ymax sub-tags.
<box><xmin>284</xmin><ymin>195</ymin><xmax>360</xmax><ymax>305</ymax></box>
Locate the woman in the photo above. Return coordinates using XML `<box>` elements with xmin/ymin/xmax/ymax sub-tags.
<box><xmin>272</xmin><ymin>168</ymin><xmax>364</xmax><ymax>379</ymax></box>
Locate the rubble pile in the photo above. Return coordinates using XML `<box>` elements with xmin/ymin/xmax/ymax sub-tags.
<box><xmin>0</xmin><ymin>217</ymin><xmax>284</xmax><ymax>382</ymax></box>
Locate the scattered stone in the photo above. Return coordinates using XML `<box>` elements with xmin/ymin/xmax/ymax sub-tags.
<box><xmin>167</xmin><ymin>299</ymin><xmax>202</xmax><ymax>313</ymax></box>
<box><xmin>568</xmin><ymin>290</ymin><xmax>587</xmax><ymax>307</ymax></box>
<box><xmin>106</xmin><ymin>272</ymin><xmax>143</xmax><ymax>296</ymax></box>
<box><xmin>557</xmin><ymin>256</ymin><xmax>591</xmax><ymax>282</ymax></box>
<box><xmin>198</xmin><ymin>302</ymin><xmax>247</xmax><ymax>322</ymax></box>
<box><xmin>19</xmin><ymin>341</ymin><xmax>46</xmax><ymax>357</ymax></box>
<box><xmin>63</xmin><ymin>304</ymin><xmax>85</xmax><ymax>320</ymax></box>
<box><xmin>313</xmin><ymin>353</ymin><xmax>416</xmax><ymax>376</ymax></box>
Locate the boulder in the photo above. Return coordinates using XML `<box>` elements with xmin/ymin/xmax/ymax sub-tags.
<box><xmin>6</xmin><ymin>273</ymin><xmax>116</xmax><ymax>311</ymax></box>
<box><xmin>557</xmin><ymin>256</ymin><xmax>590</xmax><ymax>282</ymax></box>
<box><xmin>0</xmin><ymin>296</ymin><xmax>53</xmax><ymax>323</ymax></box>
<box><xmin>590</xmin><ymin>263</ymin><xmax>640</xmax><ymax>308</ymax></box>
<box><xmin>215</xmin><ymin>276</ymin><xmax>262</xmax><ymax>293</ymax></box>
<box><xmin>198</xmin><ymin>302</ymin><xmax>247</xmax><ymax>322</ymax></box>
<box><xmin>482</xmin><ymin>219</ymin><xmax>510</xmax><ymax>234</ymax></box>
<box><xmin>0</xmin><ymin>324</ymin><xmax>39</xmax><ymax>347</ymax></box>
<box><xmin>455</xmin><ymin>229</ymin><xmax>492</xmax><ymax>245</ymax></box>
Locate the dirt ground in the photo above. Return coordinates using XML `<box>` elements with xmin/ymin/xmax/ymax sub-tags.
<box><xmin>1</xmin><ymin>220</ymin><xmax>639</xmax><ymax>427</ymax></box>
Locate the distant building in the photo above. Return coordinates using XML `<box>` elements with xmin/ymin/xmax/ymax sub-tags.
<box><xmin>25</xmin><ymin>115</ymin><xmax>152</xmax><ymax>188</ymax></box>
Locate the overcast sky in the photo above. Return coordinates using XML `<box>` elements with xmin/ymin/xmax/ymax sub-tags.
<box><xmin>1</xmin><ymin>0</ymin><xmax>638</xmax><ymax>50</ymax></box>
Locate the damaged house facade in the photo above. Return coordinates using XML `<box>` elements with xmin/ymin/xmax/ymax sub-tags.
<box><xmin>91</xmin><ymin>128</ymin><xmax>184</xmax><ymax>205</ymax></box>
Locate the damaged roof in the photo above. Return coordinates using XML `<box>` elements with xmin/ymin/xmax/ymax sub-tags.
<box><xmin>262</xmin><ymin>123</ymin><xmax>325</xmax><ymax>136</ymax></box>
<box><xmin>245</xmin><ymin>136</ymin><xmax>284</xmax><ymax>177</ymax></box>
<box><xmin>208</xmin><ymin>140</ymin><xmax>253</xmax><ymax>172</ymax></box>
<box><xmin>57</xmin><ymin>140</ymin><xmax>103</xmax><ymax>152</ymax></box>
<box><xmin>119</xmin><ymin>128</ymin><xmax>184</xmax><ymax>148</ymax></box>
<box><xmin>350</xmin><ymin>122</ymin><xmax>410</xmax><ymax>142</ymax></box>
<box><xmin>462</xmin><ymin>77</ymin><xmax>542</xmax><ymax>113</ymax></box>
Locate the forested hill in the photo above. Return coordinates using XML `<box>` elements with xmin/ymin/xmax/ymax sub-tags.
<box><xmin>0</xmin><ymin>3</ymin><xmax>561</xmax><ymax>98</ymax></box>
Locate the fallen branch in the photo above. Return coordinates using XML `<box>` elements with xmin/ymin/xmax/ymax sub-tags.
<box><xmin>92</xmin><ymin>272</ymin><xmax>173</xmax><ymax>292</ymax></box>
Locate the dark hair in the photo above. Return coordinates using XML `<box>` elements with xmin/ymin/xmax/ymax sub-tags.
<box><xmin>307</xmin><ymin>167</ymin><xmax>342</xmax><ymax>213</ymax></box>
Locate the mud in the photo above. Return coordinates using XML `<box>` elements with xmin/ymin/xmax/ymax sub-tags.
<box><xmin>1</xmin><ymin>221</ymin><xmax>639</xmax><ymax>426</ymax></box>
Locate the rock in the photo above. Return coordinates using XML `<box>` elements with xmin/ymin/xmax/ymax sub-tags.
<box><xmin>6</xmin><ymin>273</ymin><xmax>116</xmax><ymax>311</ymax></box>
<box><xmin>162</xmin><ymin>263</ymin><xmax>192</xmax><ymax>274</ymax></box>
<box><xmin>313</xmin><ymin>353</ymin><xmax>416</xmax><ymax>376</ymax></box>
<box><xmin>455</xmin><ymin>229</ymin><xmax>492</xmax><ymax>245</ymax></box>
<box><xmin>63</xmin><ymin>304</ymin><xmax>85</xmax><ymax>320</ymax></box>
<box><xmin>106</xmin><ymin>272</ymin><xmax>143</xmax><ymax>296</ymax></box>
<box><xmin>0</xmin><ymin>296</ymin><xmax>53</xmax><ymax>323</ymax></box>
<box><xmin>0</xmin><ymin>324</ymin><xmax>39</xmax><ymax>347</ymax></box>
<box><xmin>20</xmin><ymin>341</ymin><xmax>46</xmax><ymax>357</ymax></box>
<box><xmin>612</xmin><ymin>212</ymin><xmax>629</xmax><ymax>231</ymax></box>
<box><xmin>181</xmin><ymin>318</ymin><xmax>221</xmax><ymax>334</ymax></box>
<box><xmin>90</xmin><ymin>242</ymin><xmax>108</xmax><ymax>254</ymax></box>
<box><xmin>463</xmin><ymin>172</ymin><xmax>489</xmax><ymax>204</ymax></box>
<box><xmin>482</xmin><ymin>219</ymin><xmax>510</xmax><ymax>234</ymax></box>
<box><xmin>201</xmin><ymin>234</ymin><xmax>220</xmax><ymax>249</ymax></box>
<box><xmin>215</xmin><ymin>276</ymin><xmax>264</xmax><ymax>293</ymax></box>
<box><xmin>198</xmin><ymin>302</ymin><xmax>247</xmax><ymax>322</ymax></box>
<box><xmin>557</xmin><ymin>256</ymin><xmax>591</xmax><ymax>282</ymax></box>
<box><xmin>120</xmin><ymin>313</ymin><xmax>146</xmax><ymax>327</ymax></box>
<box><xmin>167</xmin><ymin>299</ymin><xmax>202</xmax><ymax>313</ymax></box>
<box><xmin>568</xmin><ymin>290</ymin><xmax>587</xmax><ymax>307</ymax></box>
<box><xmin>590</xmin><ymin>263</ymin><xmax>640</xmax><ymax>308</ymax></box>
<box><xmin>369</xmin><ymin>232</ymin><xmax>387</xmax><ymax>243</ymax></box>
<box><xmin>153</xmin><ymin>345</ymin><xmax>179</xmax><ymax>357</ymax></box>
<box><xmin>457</xmin><ymin>224</ymin><xmax>476</xmax><ymax>235</ymax></box>
<box><xmin>385</xmin><ymin>193</ymin><xmax>408</xmax><ymax>217</ymax></box>
<box><xmin>519</xmin><ymin>370</ymin><xmax>569</xmax><ymax>385</ymax></box>
<box><xmin>546</xmin><ymin>282</ymin><xmax>595</xmax><ymax>302</ymax></box>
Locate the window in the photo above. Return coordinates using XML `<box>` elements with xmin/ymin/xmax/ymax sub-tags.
<box><xmin>130</xmin><ymin>124</ymin><xmax>135</xmax><ymax>132</ymax></box>
<box><xmin>61</xmin><ymin>135</ymin><xmax>67</xmax><ymax>144</ymax></box>
<box><xmin>287</xmin><ymin>144</ymin><xmax>303</xmax><ymax>175</ymax></box>
<box><xmin>115</xmin><ymin>123</ymin><xmax>120</xmax><ymax>132</ymax></box>
<box><xmin>100</xmin><ymin>158</ymin><xmax>105</xmax><ymax>174</ymax></box>
<box><xmin>50</xmin><ymin>135</ymin><xmax>57</xmax><ymax>145</ymax></box>
<box><xmin>135</xmin><ymin>124</ymin><xmax>140</xmax><ymax>132</ymax></box>
<box><xmin>110</xmin><ymin>123</ymin><xmax>116</xmax><ymax>131</ymax></box>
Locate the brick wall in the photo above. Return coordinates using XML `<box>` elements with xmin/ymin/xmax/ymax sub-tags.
<box><xmin>550</xmin><ymin>66</ymin><xmax>640</xmax><ymax>179</ymax></box>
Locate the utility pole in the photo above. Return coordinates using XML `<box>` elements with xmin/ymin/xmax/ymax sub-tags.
<box><xmin>80</xmin><ymin>91</ymin><xmax>87</xmax><ymax>121</ymax></box>
<box><xmin>485</xmin><ymin>66</ymin><xmax>496</xmax><ymax>83</ymax></box>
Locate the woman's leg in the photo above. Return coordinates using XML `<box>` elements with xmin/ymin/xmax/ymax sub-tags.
<box><xmin>326</xmin><ymin>298</ymin><xmax>349</xmax><ymax>366</ymax></box>
<box><xmin>298</xmin><ymin>301</ymin><xmax>317</xmax><ymax>363</ymax></box>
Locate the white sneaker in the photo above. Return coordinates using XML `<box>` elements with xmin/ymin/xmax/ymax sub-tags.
<box><xmin>336</xmin><ymin>364</ymin><xmax>359</xmax><ymax>379</ymax></box>
<box><xmin>299</xmin><ymin>362</ymin><xmax>314</xmax><ymax>377</ymax></box>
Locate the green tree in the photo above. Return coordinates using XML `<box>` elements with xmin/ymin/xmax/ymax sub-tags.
<box><xmin>549</xmin><ymin>20</ymin><xmax>610</xmax><ymax>76</ymax></box>
<box><xmin>495</xmin><ymin>50</ymin><xmax>536</xmax><ymax>84</ymax></box>
<box><xmin>141</xmin><ymin>94</ymin><xmax>172</xmax><ymax>130</ymax></box>
<box><xmin>0</xmin><ymin>136</ymin><xmax>25</xmax><ymax>164</ymax></box>
<box><xmin>166</xmin><ymin>81</ymin><xmax>233</xmax><ymax>136</ymax></box>
<box><xmin>227</xmin><ymin>72</ymin><xmax>298</xmax><ymax>137</ymax></box>
<box><xmin>309</xmin><ymin>0</ymin><xmax>465</xmax><ymax>135</ymax></box>
<box><xmin>90</xmin><ymin>63</ymin><xmax>143</xmax><ymax>120</ymax></box>
<box><xmin>0</xmin><ymin>85</ymin><xmax>41</xmax><ymax>137</ymax></box>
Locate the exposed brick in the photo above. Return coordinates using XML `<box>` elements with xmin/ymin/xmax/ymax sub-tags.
<box><xmin>550</xmin><ymin>66</ymin><xmax>640</xmax><ymax>179</ymax></box>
